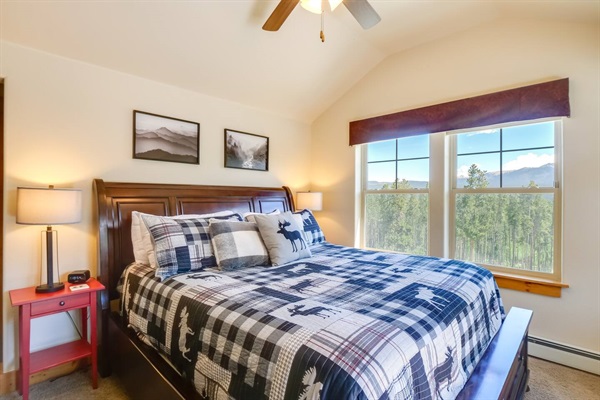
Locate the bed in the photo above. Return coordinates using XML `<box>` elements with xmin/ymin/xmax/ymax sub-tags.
<box><xmin>93</xmin><ymin>179</ymin><xmax>532</xmax><ymax>400</ymax></box>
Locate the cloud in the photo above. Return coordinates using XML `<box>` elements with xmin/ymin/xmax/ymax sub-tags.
<box><xmin>463</xmin><ymin>129</ymin><xmax>499</xmax><ymax>137</ymax></box>
<box><xmin>457</xmin><ymin>152</ymin><xmax>553</xmax><ymax>177</ymax></box>
<box><xmin>503</xmin><ymin>153</ymin><xmax>554</xmax><ymax>171</ymax></box>
<box><xmin>457</xmin><ymin>165</ymin><xmax>470</xmax><ymax>178</ymax></box>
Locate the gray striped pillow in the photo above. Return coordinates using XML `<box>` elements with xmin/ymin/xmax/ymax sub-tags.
<box><xmin>209</xmin><ymin>220</ymin><xmax>269</xmax><ymax>270</ymax></box>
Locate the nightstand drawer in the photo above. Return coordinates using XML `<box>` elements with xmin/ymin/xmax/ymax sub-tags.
<box><xmin>30</xmin><ymin>293</ymin><xmax>89</xmax><ymax>316</ymax></box>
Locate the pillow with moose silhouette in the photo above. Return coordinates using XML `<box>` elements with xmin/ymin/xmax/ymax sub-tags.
<box><xmin>292</xmin><ymin>209</ymin><xmax>326</xmax><ymax>246</ymax></box>
<box><xmin>208</xmin><ymin>220</ymin><xmax>269</xmax><ymax>271</ymax></box>
<box><xmin>254</xmin><ymin>211</ymin><xmax>312</xmax><ymax>266</ymax></box>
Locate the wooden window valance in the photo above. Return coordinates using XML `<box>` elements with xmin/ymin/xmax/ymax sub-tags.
<box><xmin>349</xmin><ymin>78</ymin><xmax>570</xmax><ymax>146</ymax></box>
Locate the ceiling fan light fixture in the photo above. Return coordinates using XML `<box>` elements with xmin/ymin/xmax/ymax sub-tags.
<box><xmin>263</xmin><ymin>0</ymin><xmax>380</xmax><ymax>33</ymax></box>
<box><xmin>329</xmin><ymin>0</ymin><xmax>343</xmax><ymax>11</ymax></box>
<box><xmin>300</xmin><ymin>0</ymin><xmax>343</xmax><ymax>14</ymax></box>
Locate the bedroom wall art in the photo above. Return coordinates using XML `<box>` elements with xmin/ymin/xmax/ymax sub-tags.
<box><xmin>133</xmin><ymin>110</ymin><xmax>200</xmax><ymax>164</ymax></box>
<box><xmin>224</xmin><ymin>129</ymin><xmax>269</xmax><ymax>171</ymax></box>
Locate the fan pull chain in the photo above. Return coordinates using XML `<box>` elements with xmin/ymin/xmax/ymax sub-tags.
<box><xmin>320</xmin><ymin>10</ymin><xmax>325</xmax><ymax>42</ymax></box>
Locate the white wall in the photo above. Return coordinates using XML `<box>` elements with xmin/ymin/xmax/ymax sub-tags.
<box><xmin>1</xmin><ymin>42</ymin><xmax>312</xmax><ymax>371</ymax></box>
<box><xmin>3</xmin><ymin>17</ymin><xmax>598</xmax><ymax>374</ymax></box>
<box><xmin>311</xmin><ymin>19</ymin><xmax>600</xmax><ymax>359</ymax></box>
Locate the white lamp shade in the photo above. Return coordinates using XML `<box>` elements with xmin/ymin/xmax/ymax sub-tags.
<box><xmin>300</xmin><ymin>0</ymin><xmax>343</xmax><ymax>14</ymax></box>
<box><xmin>17</xmin><ymin>187</ymin><xmax>82</xmax><ymax>225</ymax></box>
<box><xmin>296</xmin><ymin>191</ymin><xmax>323</xmax><ymax>211</ymax></box>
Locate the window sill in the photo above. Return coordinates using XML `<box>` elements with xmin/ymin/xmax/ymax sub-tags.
<box><xmin>492</xmin><ymin>272</ymin><xmax>569</xmax><ymax>297</ymax></box>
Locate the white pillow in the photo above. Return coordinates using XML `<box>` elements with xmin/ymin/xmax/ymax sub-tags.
<box><xmin>243</xmin><ymin>209</ymin><xmax>280</xmax><ymax>223</ymax></box>
<box><xmin>131</xmin><ymin>210</ymin><xmax>237</xmax><ymax>268</ymax></box>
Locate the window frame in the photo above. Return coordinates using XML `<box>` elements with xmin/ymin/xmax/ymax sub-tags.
<box><xmin>359</xmin><ymin>118</ymin><xmax>563</xmax><ymax>284</ymax></box>
<box><xmin>448</xmin><ymin>119</ymin><xmax>563</xmax><ymax>282</ymax></box>
<box><xmin>360</xmin><ymin>138</ymin><xmax>430</xmax><ymax>254</ymax></box>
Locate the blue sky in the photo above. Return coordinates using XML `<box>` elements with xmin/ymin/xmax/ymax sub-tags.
<box><xmin>367</xmin><ymin>121</ymin><xmax>555</xmax><ymax>183</ymax></box>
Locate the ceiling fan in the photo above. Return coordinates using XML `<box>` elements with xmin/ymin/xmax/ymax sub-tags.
<box><xmin>263</xmin><ymin>0</ymin><xmax>381</xmax><ymax>36</ymax></box>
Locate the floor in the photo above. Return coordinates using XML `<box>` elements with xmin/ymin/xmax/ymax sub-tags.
<box><xmin>0</xmin><ymin>356</ymin><xmax>598</xmax><ymax>399</ymax></box>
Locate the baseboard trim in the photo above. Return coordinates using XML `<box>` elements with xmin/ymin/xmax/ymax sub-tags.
<box><xmin>529</xmin><ymin>336</ymin><xmax>600</xmax><ymax>375</ymax></box>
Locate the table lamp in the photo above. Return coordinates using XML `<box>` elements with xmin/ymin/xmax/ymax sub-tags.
<box><xmin>17</xmin><ymin>186</ymin><xmax>82</xmax><ymax>293</ymax></box>
<box><xmin>296</xmin><ymin>191</ymin><xmax>323</xmax><ymax>211</ymax></box>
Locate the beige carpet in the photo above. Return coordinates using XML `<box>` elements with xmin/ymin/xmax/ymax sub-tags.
<box><xmin>0</xmin><ymin>368</ymin><xmax>128</xmax><ymax>400</ymax></box>
<box><xmin>0</xmin><ymin>356</ymin><xmax>598</xmax><ymax>399</ymax></box>
<box><xmin>524</xmin><ymin>357</ymin><xmax>599</xmax><ymax>400</ymax></box>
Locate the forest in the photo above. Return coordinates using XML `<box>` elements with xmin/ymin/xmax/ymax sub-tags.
<box><xmin>365</xmin><ymin>164</ymin><xmax>555</xmax><ymax>273</ymax></box>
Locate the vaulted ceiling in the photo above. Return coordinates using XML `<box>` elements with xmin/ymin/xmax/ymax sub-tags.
<box><xmin>2</xmin><ymin>0</ymin><xmax>597</xmax><ymax>123</ymax></box>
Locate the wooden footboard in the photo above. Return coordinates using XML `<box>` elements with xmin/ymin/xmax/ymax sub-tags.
<box><xmin>458</xmin><ymin>307</ymin><xmax>533</xmax><ymax>400</ymax></box>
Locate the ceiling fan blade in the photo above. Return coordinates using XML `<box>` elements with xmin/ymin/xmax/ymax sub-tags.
<box><xmin>263</xmin><ymin>0</ymin><xmax>300</xmax><ymax>31</ymax></box>
<box><xmin>343</xmin><ymin>0</ymin><xmax>381</xmax><ymax>30</ymax></box>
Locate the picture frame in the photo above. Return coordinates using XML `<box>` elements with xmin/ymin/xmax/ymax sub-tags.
<box><xmin>133</xmin><ymin>110</ymin><xmax>200</xmax><ymax>164</ymax></box>
<box><xmin>224</xmin><ymin>129</ymin><xmax>269</xmax><ymax>171</ymax></box>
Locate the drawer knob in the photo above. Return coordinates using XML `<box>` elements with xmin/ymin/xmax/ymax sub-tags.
<box><xmin>59</xmin><ymin>301</ymin><xmax>65</xmax><ymax>306</ymax></box>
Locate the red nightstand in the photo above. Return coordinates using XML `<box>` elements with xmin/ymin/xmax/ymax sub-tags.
<box><xmin>9</xmin><ymin>278</ymin><xmax>105</xmax><ymax>400</ymax></box>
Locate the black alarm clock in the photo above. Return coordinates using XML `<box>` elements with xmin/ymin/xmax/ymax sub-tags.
<box><xmin>68</xmin><ymin>269</ymin><xmax>90</xmax><ymax>284</ymax></box>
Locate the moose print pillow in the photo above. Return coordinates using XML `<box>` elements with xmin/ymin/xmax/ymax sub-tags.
<box><xmin>254</xmin><ymin>211</ymin><xmax>312</xmax><ymax>266</ymax></box>
<box><xmin>292</xmin><ymin>209</ymin><xmax>326</xmax><ymax>246</ymax></box>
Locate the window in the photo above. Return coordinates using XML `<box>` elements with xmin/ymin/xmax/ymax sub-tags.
<box><xmin>361</xmin><ymin>119</ymin><xmax>562</xmax><ymax>282</ymax></box>
<box><xmin>362</xmin><ymin>135</ymin><xmax>429</xmax><ymax>255</ymax></box>
<box><xmin>451</xmin><ymin>121</ymin><xmax>561</xmax><ymax>281</ymax></box>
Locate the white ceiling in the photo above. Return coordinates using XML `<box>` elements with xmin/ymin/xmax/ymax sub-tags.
<box><xmin>2</xmin><ymin>0</ymin><xmax>598</xmax><ymax>123</ymax></box>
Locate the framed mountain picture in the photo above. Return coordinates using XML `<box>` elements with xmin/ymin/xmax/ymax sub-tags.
<box><xmin>224</xmin><ymin>129</ymin><xmax>269</xmax><ymax>171</ymax></box>
<box><xmin>133</xmin><ymin>110</ymin><xmax>200</xmax><ymax>164</ymax></box>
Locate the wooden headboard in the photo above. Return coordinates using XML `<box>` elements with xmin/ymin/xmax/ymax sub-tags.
<box><xmin>93</xmin><ymin>179</ymin><xmax>295</xmax><ymax>310</ymax></box>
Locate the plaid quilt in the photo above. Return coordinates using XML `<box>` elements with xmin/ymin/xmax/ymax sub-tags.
<box><xmin>121</xmin><ymin>243</ymin><xmax>504</xmax><ymax>400</ymax></box>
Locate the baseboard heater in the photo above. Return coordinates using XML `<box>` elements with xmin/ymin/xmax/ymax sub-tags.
<box><xmin>528</xmin><ymin>336</ymin><xmax>600</xmax><ymax>374</ymax></box>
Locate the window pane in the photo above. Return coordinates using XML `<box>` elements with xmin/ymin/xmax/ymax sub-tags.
<box><xmin>365</xmin><ymin>193</ymin><xmax>428</xmax><ymax>255</ymax></box>
<box><xmin>368</xmin><ymin>140</ymin><xmax>396</xmax><ymax>162</ymax></box>
<box><xmin>502</xmin><ymin>149</ymin><xmax>555</xmax><ymax>188</ymax></box>
<box><xmin>397</xmin><ymin>159</ymin><xmax>429</xmax><ymax>188</ymax></box>
<box><xmin>455</xmin><ymin>193</ymin><xmax>554</xmax><ymax>273</ymax></box>
<box><xmin>368</xmin><ymin>161</ymin><xmax>396</xmax><ymax>189</ymax></box>
<box><xmin>397</xmin><ymin>135</ymin><xmax>429</xmax><ymax>159</ymax></box>
<box><xmin>456</xmin><ymin>129</ymin><xmax>500</xmax><ymax>154</ymax></box>
<box><xmin>456</xmin><ymin>153</ymin><xmax>500</xmax><ymax>188</ymax></box>
<box><xmin>503</xmin><ymin>122</ymin><xmax>554</xmax><ymax>151</ymax></box>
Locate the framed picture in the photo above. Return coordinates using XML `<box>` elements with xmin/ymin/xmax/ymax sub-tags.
<box><xmin>133</xmin><ymin>110</ymin><xmax>200</xmax><ymax>164</ymax></box>
<box><xmin>224</xmin><ymin>129</ymin><xmax>269</xmax><ymax>171</ymax></box>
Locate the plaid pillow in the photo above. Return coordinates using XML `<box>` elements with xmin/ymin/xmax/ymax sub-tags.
<box><xmin>141</xmin><ymin>213</ymin><xmax>242</xmax><ymax>280</ymax></box>
<box><xmin>209</xmin><ymin>220</ymin><xmax>269</xmax><ymax>271</ymax></box>
<box><xmin>132</xmin><ymin>210</ymin><xmax>238</xmax><ymax>268</ymax></box>
<box><xmin>292</xmin><ymin>209</ymin><xmax>326</xmax><ymax>246</ymax></box>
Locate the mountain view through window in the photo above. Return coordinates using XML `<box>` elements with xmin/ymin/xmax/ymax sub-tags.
<box><xmin>363</xmin><ymin>121</ymin><xmax>560</xmax><ymax>277</ymax></box>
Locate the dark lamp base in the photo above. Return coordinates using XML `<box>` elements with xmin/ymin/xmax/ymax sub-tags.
<box><xmin>35</xmin><ymin>282</ymin><xmax>65</xmax><ymax>293</ymax></box>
